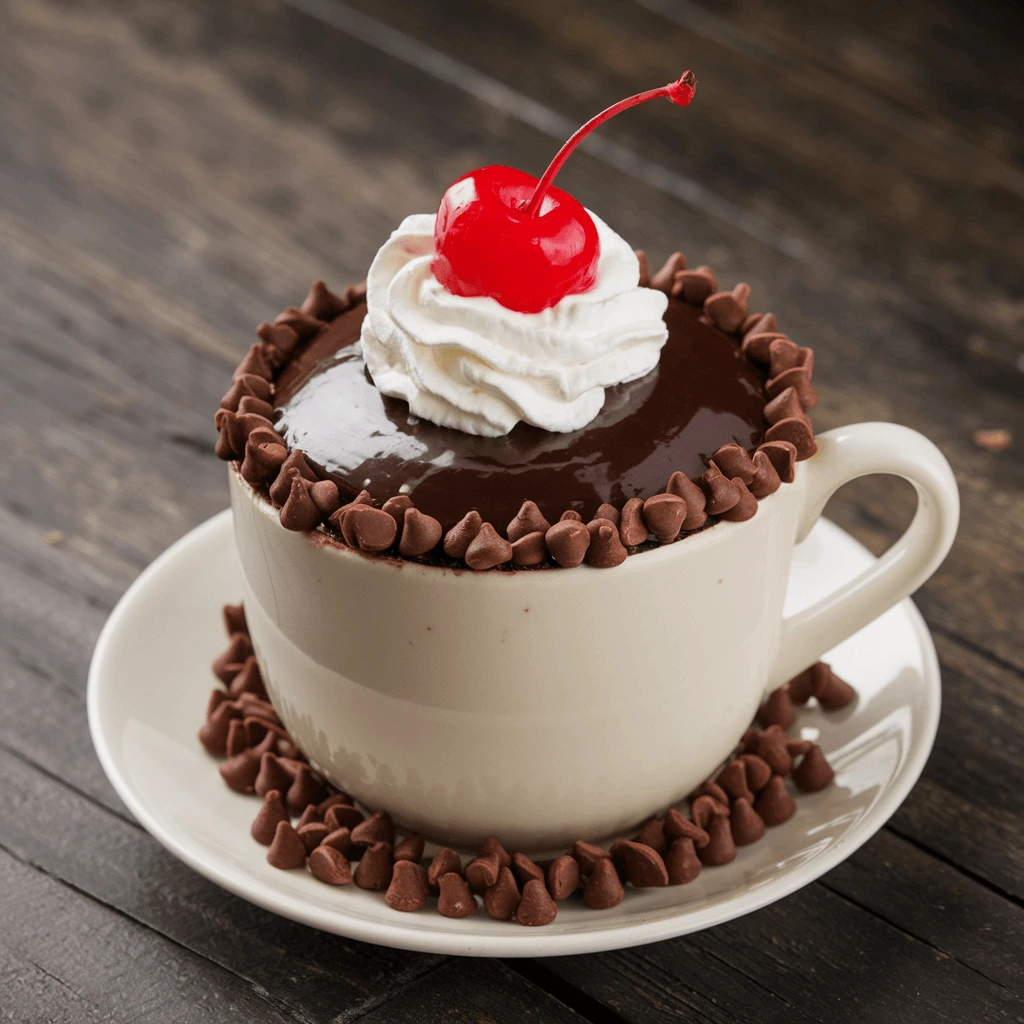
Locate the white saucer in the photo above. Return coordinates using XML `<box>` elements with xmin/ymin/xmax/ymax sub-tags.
<box><xmin>88</xmin><ymin>510</ymin><xmax>940</xmax><ymax>957</ymax></box>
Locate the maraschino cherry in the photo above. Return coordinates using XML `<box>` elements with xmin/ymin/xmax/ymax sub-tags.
<box><xmin>431</xmin><ymin>71</ymin><xmax>697</xmax><ymax>314</ymax></box>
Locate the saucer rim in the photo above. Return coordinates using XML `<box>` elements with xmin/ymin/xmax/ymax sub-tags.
<box><xmin>88</xmin><ymin>509</ymin><xmax>941</xmax><ymax>957</ymax></box>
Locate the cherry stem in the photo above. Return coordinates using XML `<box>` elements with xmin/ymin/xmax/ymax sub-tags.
<box><xmin>522</xmin><ymin>71</ymin><xmax>696</xmax><ymax>218</ymax></box>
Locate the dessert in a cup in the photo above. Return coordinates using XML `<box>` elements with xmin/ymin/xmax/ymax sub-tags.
<box><xmin>206</xmin><ymin>74</ymin><xmax>958</xmax><ymax>923</ymax></box>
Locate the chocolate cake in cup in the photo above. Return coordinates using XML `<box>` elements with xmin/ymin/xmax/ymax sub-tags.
<box><xmin>214</xmin><ymin>75</ymin><xmax>957</xmax><ymax>850</ymax></box>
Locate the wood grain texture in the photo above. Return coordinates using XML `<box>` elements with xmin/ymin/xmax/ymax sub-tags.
<box><xmin>0</xmin><ymin>0</ymin><xmax>1021</xmax><ymax>1020</ymax></box>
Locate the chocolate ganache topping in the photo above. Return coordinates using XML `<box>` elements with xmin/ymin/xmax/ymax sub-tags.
<box><xmin>274</xmin><ymin>296</ymin><xmax>768</xmax><ymax>529</ymax></box>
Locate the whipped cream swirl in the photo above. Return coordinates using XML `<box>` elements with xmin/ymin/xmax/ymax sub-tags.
<box><xmin>359</xmin><ymin>212</ymin><xmax>668</xmax><ymax>437</ymax></box>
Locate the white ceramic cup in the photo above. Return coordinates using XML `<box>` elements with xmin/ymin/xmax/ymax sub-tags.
<box><xmin>230</xmin><ymin>422</ymin><xmax>959</xmax><ymax>851</ymax></box>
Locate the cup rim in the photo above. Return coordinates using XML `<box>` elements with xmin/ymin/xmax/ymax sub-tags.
<box><xmin>231</xmin><ymin>462</ymin><xmax>798</xmax><ymax>584</ymax></box>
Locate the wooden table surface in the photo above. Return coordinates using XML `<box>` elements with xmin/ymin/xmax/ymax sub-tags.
<box><xmin>2</xmin><ymin>0</ymin><xmax>1022</xmax><ymax>1020</ymax></box>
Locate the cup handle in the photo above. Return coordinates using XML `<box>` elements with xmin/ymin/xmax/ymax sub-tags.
<box><xmin>768</xmin><ymin>422</ymin><xmax>960</xmax><ymax>690</ymax></box>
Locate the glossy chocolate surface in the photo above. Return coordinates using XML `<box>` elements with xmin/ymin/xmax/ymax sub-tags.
<box><xmin>275</xmin><ymin>297</ymin><xmax>767</xmax><ymax>529</ymax></box>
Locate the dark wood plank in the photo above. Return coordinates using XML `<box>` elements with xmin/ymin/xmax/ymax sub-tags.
<box><xmin>332</xmin><ymin>0</ymin><xmax>1024</xmax><ymax>367</ymax></box>
<box><xmin>356</xmin><ymin>960</ymin><xmax>587</xmax><ymax>1023</ymax></box>
<box><xmin>0</xmin><ymin>746</ymin><xmax>455</xmax><ymax>1022</ymax></box>
<box><xmin>0</xmin><ymin>849</ymin><xmax>303</xmax><ymax>1024</ymax></box>
<box><xmin>822</xmin><ymin>830</ymin><xmax>1024</xmax><ymax>991</ymax></box>
<box><xmin>540</xmin><ymin>880</ymin><xmax>1024</xmax><ymax>1024</ymax></box>
<box><xmin>0</xmin><ymin>0</ymin><xmax>1021</xmax><ymax>1019</ymax></box>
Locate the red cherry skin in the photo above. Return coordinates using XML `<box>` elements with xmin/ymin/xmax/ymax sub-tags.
<box><xmin>432</xmin><ymin>166</ymin><xmax>600</xmax><ymax>315</ymax></box>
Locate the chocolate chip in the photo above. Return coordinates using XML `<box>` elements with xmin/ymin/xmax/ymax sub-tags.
<box><xmin>269</xmin><ymin>451</ymin><xmax>316</xmax><ymax>504</ymax></box>
<box><xmin>768</xmin><ymin>366</ymin><xmax>818</xmax><ymax>410</ymax></box>
<box><xmin>225</xmin><ymin>718</ymin><xmax>247</xmax><ymax>757</ymax></box>
<box><xmin>251</xmin><ymin>790</ymin><xmax>289</xmax><ymax>846</ymax></box>
<box><xmin>764</xmin><ymin>386</ymin><xmax>805</xmax><ymax>426</ymax></box>
<box><xmin>354</xmin><ymin>841</ymin><xmax>394</xmax><ymax>890</ymax></box>
<box><xmin>585</xmin><ymin>519</ymin><xmax>627</xmax><ymax>568</ymax></box>
<box><xmin>275</xmin><ymin>306</ymin><xmax>325</xmax><ymax>340</ymax></box>
<box><xmin>516</xmin><ymin>879</ymin><xmax>558</xmax><ymax>926</ymax></box>
<box><xmin>309</xmin><ymin>479</ymin><xmax>341</xmax><ymax>517</ymax></box>
<box><xmin>674</xmin><ymin>267</ymin><xmax>718</xmax><ymax>304</ymax></box>
<box><xmin>427</xmin><ymin>848</ymin><xmax>463</xmax><ymax>888</ymax></box>
<box><xmin>701</xmin><ymin>464</ymin><xmax>741</xmax><ymax>515</ymax></box>
<box><xmin>256</xmin><ymin>321</ymin><xmax>300</xmax><ymax>357</ymax></box>
<box><xmin>321</xmin><ymin>827</ymin><xmax>353</xmax><ymax>855</ymax></box>
<box><xmin>385</xmin><ymin>860</ymin><xmax>429</xmax><ymax>911</ymax></box>
<box><xmin>481</xmin><ymin>839</ymin><xmax>515</xmax><ymax>865</ymax></box>
<box><xmin>240</xmin><ymin>439</ymin><xmax>288</xmax><ymax>487</ymax></box>
<box><xmin>511</xmin><ymin>531</ymin><xmax>547</xmax><ymax>566</ymax></box>
<box><xmin>748</xmin><ymin>449</ymin><xmax>782</xmax><ymax>498</ymax></box>
<box><xmin>767</xmin><ymin>336</ymin><xmax>801</xmax><ymax>376</ymax></box>
<box><xmin>465</xmin><ymin>854</ymin><xmax>501</xmax><ymax>894</ymax></box>
<box><xmin>740</xmin><ymin>754</ymin><xmax>773</xmax><ymax>793</ymax></box>
<box><xmin>228</xmin><ymin>657</ymin><xmax>264</xmax><ymax>697</ymax></box>
<box><xmin>792</xmin><ymin>745</ymin><xmax>835</xmax><ymax>792</ymax></box>
<box><xmin>286</xmin><ymin>765</ymin><xmax>324</xmax><ymax>813</ymax></box>
<box><xmin>754</xmin><ymin>725</ymin><xmax>794</xmax><ymax>776</ymax></box>
<box><xmin>698</xmin><ymin>816</ymin><xmax>737</xmax><ymax>866</ymax></box>
<box><xmin>704</xmin><ymin>283</ymin><xmax>750</xmax><ymax>334</ymax></box>
<box><xmin>571</xmin><ymin>840</ymin><xmax>611</xmax><ymax>874</ymax></box>
<box><xmin>812</xmin><ymin>662</ymin><xmax>856</xmax><ymax>710</ymax></box>
<box><xmin>611</xmin><ymin>841</ymin><xmax>669</xmax><ymax>887</ymax></box>
<box><xmin>463</xmin><ymin>522</ymin><xmax>512</xmax><ymax>569</ymax></box>
<box><xmin>483</xmin><ymin>867</ymin><xmax>521</xmax><ymax>920</ymax></box>
<box><xmin>720</xmin><ymin>478</ymin><xmax>758</xmax><ymax>522</ymax></box>
<box><xmin>219</xmin><ymin>750</ymin><xmax>260</xmax><ymax>792</ymax></box>
<box><xmin>682</xmin><ymin>509</ymin><xmax>709</xmax><ymax>531</ymax></box>
<box><xmin>595</xmin><ymin>503</ymin><xmax>620</xmax><ymax>527</ymax></box>
<box><xmin>559</xmin><ymin>509</ymin><xmax>583</xmax><ymax>522</ymax></box>
<box><xmin>511</xmin><ymin>852</ymin><xmax>545</xmax><ymax>887</ymax></box>
<box><xmin>443</xmin><ymin>511</ymin><xmax>483</xmax><ymax>559</ymax></box>
<box><xmin>340</xmin><ymin>504</ymin><xmax>398</xmax><ymax>553</ymax></box>
<box><xmin>296</xmin><ymin>804</ymin><xmax>321</xmax><ymax>830</ymax></box>
<box><xmin>382</xmin><ymin>494</ymin><xmax>414</xmax><ymax>531</ymax></box>
<box><xmin>583</xmin><ymin>857</ymin><xmax>625</xmax><ymax>909</ymax></box>
<box><xmin>318</xmin><ymin>792</ymin><xmax>355</xmax><ymax>816</ymax></box>
<box><xmin>399</xmin><ymin>508</ymin><xmax>443</xmax><ymax>557</ymax></box>
<box><xmin>220</xmin><ymin>374</ymin><xmax>273</xmax><ymax>412</ymax></box>
<box><xmin>690</xmin><ymin>794</ymin><xmax>730</xmax><ymax>830</ymax></box>
<box><xmin>394</xmin><ymin>834</ymin><xmax>425</xmax><ymax>862</ymax></box>
<box><xmin>650</xmin><ymin>251</ymin><xmax>687</xmax><ymax>294</ymax></box>
<box><xmin>718</xmin><ymin>760</ymin><xmax>754</xmax><ymax>803</ymax></box>
<box><xmin>351</xmin><ymin>810</ymin><xmax>395</xmax><ymax>847</ymax></box>
<box><xmin>757</xmin><ymin>440</ymin><xmax>798</xmax><ymax>483</ymax></box>
<box><xmin>765</xmin><ymin>416</ymin><xmax>817</xmax><ymax>460</ymax></box>
<box><xmin>301</xmin><ymin>280</ymin><xmax>349</xmax><ymax>321</ymax></box>
<box><xmin>309</xmin><ymin>845</ymin><xmax>352</xmax><ymax>885</ymax></box>
<box><xmin>437</xmin><ymin>872</ymin><xmax>477</xmax><ymax>917</ymax></box>
<box><xmin>664</xmin><ymin>808</ymin><xmax>710</xmax><ymax>848</ymax></box>
<box><xmin>547</xmin><ymin>855</ymin><xmax>580</xmax><ymax>899</ymax></box>
<box><xmin>754</xmin><ymin>775</ymin><xmax>796</xmax><ymax>825</ymax></box>
<box><xmin>690</xmin><ymin>780</ymin><xmax>730</xmax><ymax>807</ymax></box>
<box><xmin>787</xmin><ymin>738</ymin><xmax>812</xmax><ymax>757</ymax></box>
<box><xmin>324</xmin><ymin>804</ymin><xmax>365</xmax><ymax>832</ymax></box>
<box><xmin>545</xmin><ymin>519</ymin><xmax>590</xmax><ymax>568</ymax></box>
<box><xmin>213</xmin><ymin>634</ymin><xmax>253</xmax><ymax>685</ymax></box>
<box><xmin>298</xmin><ymin>822</ymin><xmax>331</xmax><ymax>854</ymax></box>
<box><xmin>267</xmin><ymin>821</ymin><xmax>306</xmax><ymax>869</ymax></box>
<box><xmin>730</xmin><ymin>798</ymin><xmax>766</xmax><ymax>846</ymax></box>
<box><xmin>507</xmin><ymin>500</ymin><xmax>551</xmax><ymax>542</ymax></box>
<box><xmin>237</xmin><ymin>394</ymin><xmax>275</xmax><ymax>420</ymax></box>
<box><xmin>642</xmin><ymin>493</ymin><xmax>687</xmax><ymax>544</ymax></box>
<box><xmin>666</xmin><ymin>837</ymin><xmax>703</xmax><ymax>884</ymax></box>
<box><xmin>711</xmin><ymin>443</ymin><xmax>756</xmax><ymax>484</ymax></box>
<box><xmin>742</xmin><ymin>312</ymin><xmax>777</xmax><ymax>337</ymax></box>
<box><xmin>757</xmin><ymin>685</ymin><xmax>795</xmax><ymax>729</ymax></box>
<box><xmin>619</xmin><ymin>497</ymin><xmax>648</xmax><ymax>547</ymax></box>
<box><xmin>633</xmin><ymin>816</ymin><xmax>668</xmax><ymax>854</ymax></box>
<box><xmin>253</xmin><ymin>753</ymin><xmax>291</xmax><ymax>798</ymax></box>
<box><xmin>234</xmin><ymin>343</ymin><xmax>275</xmax><ymax>381</ymax></box>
